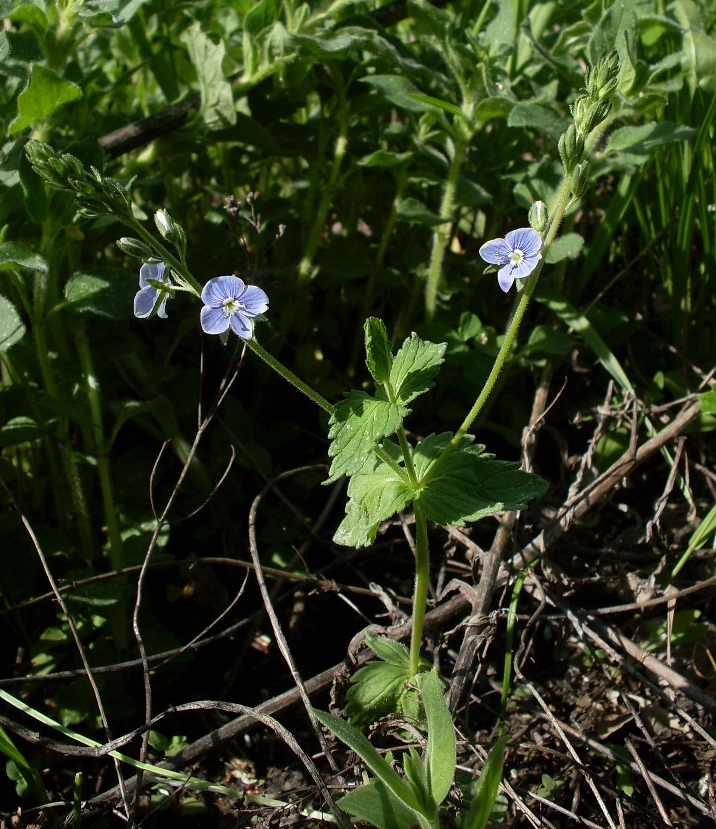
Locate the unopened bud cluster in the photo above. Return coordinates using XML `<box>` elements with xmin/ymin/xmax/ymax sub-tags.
<box><xmin>25</xmin><ymin>140</ymin><xmax>134</xmax><ymax>221</ymax></box>
<box><xmin>154</xmin><ymin>209</ymin><xmax>187</xmax><ymax>259</ymax></box>
<box><xmin>558</xmin><ymin>49</ymin><xmax>619</xmax><ymax>197</ymax></box>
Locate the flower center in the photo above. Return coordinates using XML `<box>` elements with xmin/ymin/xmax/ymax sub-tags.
<box><xmin>509</xmin><ymin>248</ymin><xmax>524</xmax><ymax>265</ymax></box>
<box><xmin>222</xmin><ymin>298</ymin><xmax>245</xmax><ymax>317</ymax></box>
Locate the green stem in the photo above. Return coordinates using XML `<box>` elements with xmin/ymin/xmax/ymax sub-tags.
<box><xmin>247</xmin><ymin>338</ymin><xmax>334</xmax><ymax>415</ymax></box>
<box><xmin>409</xmin><ymin>509</ymin><xmax>430</xmax><ymax>677</ymax></box>
<box><xmin>424</xmin><ymin>136</ymin><xmax>468</xmax><ymax>320</ymax></box>
<box><xmin>126</xmin><ymin>219</ymin><xmax>202</xmax><ymax>296</ymax></box>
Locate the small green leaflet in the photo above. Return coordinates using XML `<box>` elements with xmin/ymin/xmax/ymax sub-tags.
<box><xmin>364</xmin><ymin>317</ymin><xmax>393</xmax><ymax>385</ymax></box>
<box><xmin>390</xmin><ymin>334</ymin><xmax>446</xmax><ymax>405</ymax></box>
<box><xmin>325</xmin><ymin>392</ymin><xmax>407</xmax><ymax>483</ymax></box>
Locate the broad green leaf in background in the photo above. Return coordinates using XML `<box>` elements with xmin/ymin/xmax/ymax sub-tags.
<box><xmin>0</xmin><ymin>296</ymin><xmax>26</xmax><ymax>351</ymax></box>
<box><xmin>396</xmin><ymin>198</ymin><xmax>446</xmax><ymax>227</ymax></box>
<box><xmin>0</xmin><ymin>241</ymin><xmax>48</xmax><ymax>273</ymax></box>
<box><xmin>361</xmin><ymin>74</ymin><xmax>436</xmax><ymax>113</ymax></box>
<box><xmin>605</xmin><ymin>123</ymin><xmax>697</xmax><ymax>164</ymax></box>
<box><xmin>9</xmin><ymin>64</ymin><xmax>82</xmax><ymax>135</ymax></box>
<box><xmin>325</xmin><ymin>392</ymin><xmax>407</xmax><ymax>483</ymax></box>
<box><xmin>507</xmin><ymin>103</ymin><xmax>569</xmax><ymax>141</ymax></box>
<box><xmin>64</xmin><ymin>268</ymin><xmax>134</xmax><ymax>319</ymax></box>
<box><xmin>544</xmin><ymin>233</ymin><xmax>584</xmax><ymax>264</ymax></box>
<box><xmin>181</xmin><ymin>22</ymin><xmax>236</xmax><ymax>130</ymax></box>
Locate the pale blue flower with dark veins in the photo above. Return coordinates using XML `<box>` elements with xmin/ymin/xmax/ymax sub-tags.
<box><xmin>134</xmin><ymin>261</ymin><xmax>171</xmax><ymax>318</ymax></box>
<box><xmin>479</xmin><ymin>228</ymin><xmax>542</xmax><ymax>293</ymax></box>
<box><xmin>200</xmin><ymin>275</ymin><xmax>269</xmax><ymax>339</ymax></box>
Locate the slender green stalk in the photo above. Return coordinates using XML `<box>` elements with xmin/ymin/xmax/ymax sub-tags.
<box><xmin>409</xmin><ymin>509</ymin><xmax>430</xmax><ymax>677</ymax></box>
<box><xmin>247</xmin><ymin>338</ymin><xmax>334</xmax><ymax>414</ymax></box>
<box><xmin>422</xmin><ymin>174</ymin><xmax>574</xmax><ymax>484</ymax></box>
<box><xmin>125</xmin><ymin>218</ymin><xmax>202</xmax><ymax>295</ymax></box>
<box><xmin>424</xmin><ymin>136</ymin><xmax>468</xmax><ymax>320</ymax></box>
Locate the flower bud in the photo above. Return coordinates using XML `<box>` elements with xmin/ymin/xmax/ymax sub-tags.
<box><xmin>589</xmin><ymin>49</ymin><xmax>620</xmax><ymax>101</ymax></box>
<box><xmin>570</xmin><ymin>161</ymin><xmax>590</xmax><ymax>199</ymax></box>
<box><xmin>154</xmin><ymin>209</ymin><xmax>185</xmax><ymax>250</ymax></box>
<box><xmin>117</xmin><ymin>237</ymin><xmax>154</xmax><ymax>258</ymax></box>
<box><xmin>529</xmin><ymin>201</ymin><xmax>548</xmax><ymax>233</ymax></box>
<box><xmin>558</xmin><ymin>125</ymin><xmax>584</xmax><ymax>172</ymax></box>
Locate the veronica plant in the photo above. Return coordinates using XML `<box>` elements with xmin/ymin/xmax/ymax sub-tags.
<box><xmin>25</xmin><ymin>47</ymin><xmax>620</xmax><ymax>779</ymax></box>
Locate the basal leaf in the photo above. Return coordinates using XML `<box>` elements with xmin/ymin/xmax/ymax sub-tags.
<box><xmin>423</xmin><ymin>669</ymin><xmax>455</xmax><ymax>807</ymax></box>
<box><xmin>604</xmin><ymin>123</ymin><xmax>697</xmax><ymax>163</ymax></box>
<box><xmin>364</xmin><ymin>630</ymin><xmax>411</xmax><ymax>669</ymax></box>
<box><xmin>462</xmin><ymin>736</ymin><xmax>507</xmax><ymax>829</ymax></box>
<box><xmin>65</xmin><ymin>268</ymin><xmax>133</xmax><ymax>319</ymax></box>
<box><xmin>338</xmin><ymin>779</ymin><xmax>418</xmax><ymax>829</ymax></box>
<box><xmin>413</xmin><ymin>435</ymin><xmax>547</xmax><ymax>527</ymax></box>
<box><xmin>326</xmin><ymin>392</ymin><xmax>406</xmax><ymax>483</ymax></box>
<box><xmin>365</xmin><ymin>317</ymin><xmax>393</xmax><ymax>385</ymax></box>
<box><xmin>345</xmin><ymin>660</ymin><xmax>412</xmax><ymax>728</ymax></box>
<box><xmin>9</xmin><ymin>64</ymin><xmax>81</xmax><ymax>135</ymax></box>
<box><xmin>390</xmin><ymin>334</ymin><xmax>446</xmax><ymax>406</ymax></box>
<box><xmin>396</xmin><ymin>197</ymin><xmax>445</xmax><ymax>227</ymax></box>
<box><xmin>313</xmin><ymin>709</ymin><xmax>423</xmax><ymax>814</ymax></box>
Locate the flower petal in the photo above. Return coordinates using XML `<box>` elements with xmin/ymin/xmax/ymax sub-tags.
<box><xmin>505</xmin><ymin>228</ymin><xmax>542</xmax><ymax>257</ymax></box>
<box><xmin>201</xmin><ymin>275</ymin><xmax>244</xmax><ymax>307</ymax></box>
<box><xmin>201</xmin><ymin>305</ymin><xmax>230</xmax><ymax>334</ymax></box>
<box><xmin>134</xmin><ymin>285</ymin><xmax>158</xmax><ymax>318</ymax></box>
<box><xmin>479</xmin><ymin>238</ymin><xmax>511</xmax><ymax>264</ymax></box>
<box><xmin>240</xmin><ymin>285</ymin><xmax>269</xmax><ymax>317</ymax></box>
<box><xmin>497</xmin><ymin>267</ymin><xmax>515</xmax><ymax>293</ymax></box>
<box><xmin>510</xmin><ymin>253</ymin><xmax>541</xmax><ymax>279</ymax></box>
<box><xmin>229</xmin><ymin>311</ymin><xmax>253</xmax><ymax>339</ymax></box>
<box><xmin>157</xmin><ymin>293</ymin><xmax>170</xmax><ymax>319</ymax></box>
<box><xmin>139</xmin><ymin>261</ymin><xmax>166</xmax><ymax>288</ymax></box>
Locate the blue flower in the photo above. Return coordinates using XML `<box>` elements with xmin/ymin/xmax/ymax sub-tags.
<box><xmin>134</xmin><ymin>261</ymin><xmax>172</xmax><ymax>318</ymax></box>
<box><xmin>200</xmin><ymin>275</ymin><xmax>269</xmax><ymax>339</ymax></box>
<box><xmin>479</xmin><ymin>228</ymin><xmax>542</xmax><ymax>292</ymax></box>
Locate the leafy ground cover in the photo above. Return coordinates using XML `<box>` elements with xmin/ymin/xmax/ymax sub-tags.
<box><xmin>1</xmin><ymin>0</ymin><xmax>716</xmax><ymax>826</ymax></box>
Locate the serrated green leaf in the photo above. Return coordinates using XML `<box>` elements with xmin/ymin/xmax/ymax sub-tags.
<box><xmin>313</xmin><ymin>709</ymin><xmax>424</xmax><ymax>815</ymax></box>
<box><xmin>9</xmin><ymin>64</ymin><xmax>82</xmax><ymax>135</ymax></box>
<box><xmin>334</xmin><ymin>453</ymin><xmax>412</xmax><ymax>547</ymax></box>
<box><xmin>365</xmin><ymin>317</ymin><xmax>393</xmax><ymax>385</ymax></box>
<box><xmin>423</xmin><ymin>669</ymin><xmax>455</xmax><ymax>806</ymax></box>
<box><xmin>338</xmin><ymin>779</ymin><xmax>417</xmax><ymax>829</ymax></box>
<box><xmin>326</xmin><ymin>392</ymin><xmax>406</xmax><ymax>483</ymax></box>
<box><xmin>364</xmin><ymin>631</ymin><xmax>411</xmax><ymax>668</ymax></box>
<box><xmin>414</xmin><ymin>434</ymin><xmax>547</xmax><ymax>527</ymax></box>
<box><xmin>345</xmin><ymin>661</ymin><xmax>412</xmax><ymax>728</ymax></box>
<box><xmin>0</xmin><ymin>296</ymin><xmax>26</xmax><ymax>351</ymax></box>
<box><xmin>390</xmin><ymin>334</ymin><xmax>446</xmax><ymax>406</ymax></box>
<box><xmin>181</xmin><ymin>22</ymin><xmax>236</xmax><ymax>130</ymax></box>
